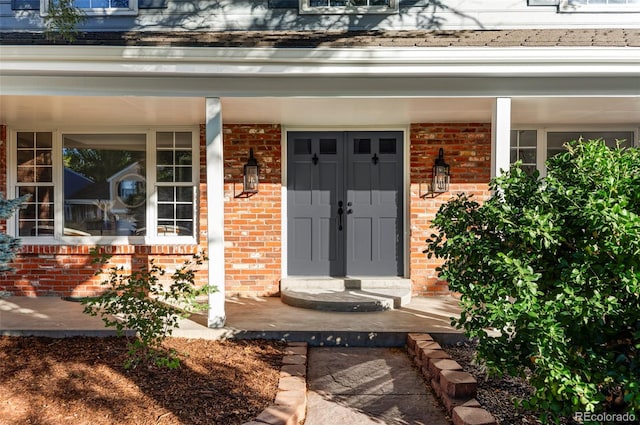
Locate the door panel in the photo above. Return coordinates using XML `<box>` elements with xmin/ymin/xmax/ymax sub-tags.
<box><xmin>287</xmin><ymin>132</ymin><xmax>344</xmax><ymax>276</ymax></box>
<box><xmin>345</xmin><ymin>132</ymin><xmax>403</xmax><ymax>276</ymax></box>
<box><xmin>287</xmin><ymin>131</ymin><xmax>403</xmax><ymax>277</ymax></box>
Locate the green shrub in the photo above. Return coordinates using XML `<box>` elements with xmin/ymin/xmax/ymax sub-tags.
<box><xmin>0</xmin><ymin>194</ymin><xmax>29</xmax><ymax>272</ymax></box>
<box><xmin>44</xmin><ymin>0</ymin><xmax>86</xmax><ymax>42</ymax></box>
<box><xmin>83</xmin><ymin>251</ymin><xmax>215</xmax><ymax>369</ymax></box>
<box><xmin>426</xmin><ymin>139</ymin><xmax>640</xmax><ymax>422</ymax></box>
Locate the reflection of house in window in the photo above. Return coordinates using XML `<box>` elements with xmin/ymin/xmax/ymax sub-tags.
<box><xmin>64</xmin><ymin>162</ymin><xmax>146</xmax><ymax>236</ymax></box>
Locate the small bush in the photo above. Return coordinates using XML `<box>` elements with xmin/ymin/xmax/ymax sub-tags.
<box><xmin>83</xmin><ymin>251</ymin><xmax>215</xmax><ymax>369</ymax></box>
<box><xmin>0</xmin><ymin>194</ymin><xmax>29</xmax><ymax>272</ymax></box>
<box><xmin>426</xmin><ymin>139</ymin><xmax>640</xmax><ymax>422</ymax></box>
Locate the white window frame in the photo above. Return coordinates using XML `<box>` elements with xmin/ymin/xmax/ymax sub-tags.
<box><xmin>559</xmin><ymin>0</ymin><xmax>640</xmax><ymax>12</ymax></box>
<box><xmin>511</xmin><ymin>125</ymin><xmax>639</xmax><ymax>177</ymax></box>
<box><xmin>8</xmin><ymin>127</ymin><xmax>199</xmax><ymax>246</ymax></box>
<box><xmin>40</xmin><ymin>0</ymin><xmax>138</xmax><ymax>16</ymax></box>
<box><xmin>299</xmin><ymin>0</ymin><xmax>398</xmax><ymax>15</ymax></box>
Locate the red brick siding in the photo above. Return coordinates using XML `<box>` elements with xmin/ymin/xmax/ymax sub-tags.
<box><xmin>223</xmin><ymin>124</ymin><xmax>282</xmax><ymax>296</ymax></box>
<box><xmin>409</xmin><ymin>123</ymin><xmax>492</xmax><ymax>295</ymax></box>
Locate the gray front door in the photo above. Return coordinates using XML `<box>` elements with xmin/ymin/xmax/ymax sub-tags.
<box><xmin>287</xmin><ymin>131</ymin><xmax>403</xmax><ymax>277</ymax></box>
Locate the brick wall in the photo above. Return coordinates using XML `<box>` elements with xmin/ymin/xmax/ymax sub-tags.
<box><xmin>409</xmin><ymin>123</ymin><xmax>492</xmax><ymax>295</ymax></box>
<box><xmin>223</xmin><ymin>124</ymin><xmax>282</xmax><ymax>296</ymax></box>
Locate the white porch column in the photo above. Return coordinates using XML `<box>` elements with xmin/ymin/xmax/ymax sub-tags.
<box><xmin>491</xmin><ymin>97</ymin><xmax>512</xmax><ymax>179</ymax></box>
<box><xmin>206</xmin><ymin>97</ymin><xmax>226</xmax><ymax>328</ymax></box>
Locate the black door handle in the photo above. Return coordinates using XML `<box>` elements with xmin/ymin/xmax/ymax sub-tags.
<box><xmin>337</xmin><ymin>201</ymin><xmax>343</xmax><ymax>231</ymax></box>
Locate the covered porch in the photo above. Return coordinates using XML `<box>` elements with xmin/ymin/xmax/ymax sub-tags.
<box><xmin>1</xmin><ymin>44</ymin><xmax>639</xmax><ymax>327</ymax></box>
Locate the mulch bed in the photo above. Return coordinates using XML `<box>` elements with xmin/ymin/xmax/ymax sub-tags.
<box><xmin>0</xmin><ymin>336</ymin><xmax>286</xmax><ymax>425</ymax></box>
<box><xmin>445</xmin><ymin>341</ymin><xmax>579</xmax><ymax>425</ymax></box>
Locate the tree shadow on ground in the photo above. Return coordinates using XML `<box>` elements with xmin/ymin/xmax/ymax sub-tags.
<box><xmin>0</xmin><ymin>336</ymin><xmax>285</xmax><ymax>425</ymax></box>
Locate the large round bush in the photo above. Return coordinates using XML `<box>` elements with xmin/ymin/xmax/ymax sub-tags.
<box><xmin>427</xmin><ymin>140</ymin><xmax>639</xmax><ymax>421</ymax></box>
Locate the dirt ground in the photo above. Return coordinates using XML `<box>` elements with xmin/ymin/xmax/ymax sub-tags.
<box><xmin>0</xmin><ymin>336</ymin><xmax>286</xmax><ymax>425</ymax></box>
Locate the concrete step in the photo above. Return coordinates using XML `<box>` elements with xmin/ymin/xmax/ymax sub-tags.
<box><xmin>280</xmin><ymin>278</ymin><xmax>412</xmax><ymax>312</ymax></box>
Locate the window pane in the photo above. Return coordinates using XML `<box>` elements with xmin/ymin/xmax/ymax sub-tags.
<box><xmin>319</xmin><ymin>139</ymin><xmax>337</xmax><ymax>155</ymax></box>
<box><xmin>17</xmin><ymin>167</ymin><xmax>35</xmax><ymax>183</ymax></box>
<box><xmin>176</xmin><ymin>204</ymin><xmax>193</xmax><ymax>220</ymax></box>
<box><xmin>157</xmin><ymin>181</ymin><xmax>195</xmax><ymax>238</ymax></box>
<box><xmin>17</xmin><ymin>186</ymin><xmax>54</xmax><ymax>236</ymax></box>
<box><xmin>157</xmin><ymin>132</ymin><xmax>174</xmax><ymax>148</ymax></box>
<box><xmin>158</xmin><ymin>204</ymin><xmax>174</xmax><ymax>220</ymax></box>
<box><xmin>379</xmin><ymin>138</ymin><xmax>396</xmax><ymax>154</ymax></box>
<box><xmin>522</xmin><ymin>165</ymin><xmax>537</xmax><ymax>176</ymax></box>
<box><xmin>176</xmin><ymin>221</ymin><xmax>193</xmax><ymax>235</ymax></box>
<box><xmin>294</xmin><ymin>139</ymin><xmax>312</xmax><ymax>155</ymax></box>
<box><xmin>70</xmin><ymin>0</ymin><xmax>130</xmax><ymax>8</ymax></box>
<box><xmin>63</xmin><ymin>133</ymin><xmax>146</xmax><ymax>236</ymax></box>
<box><xmin>175</xmin><ymin>132</ymin><xmax>192</xmax><ymax>149</ymax></box>
<box><xmin>176</xmin><ymin>187</ymin><xmax>193</xmax><ymax>203</ymax></box>
<box><xmin>36</xmin><ymin>132</ymin><xmax>52</xmax><ymax>148</ymax></box>
<box><xmin>175</xmin><ymin>167</ymin><xmax>193</xmax><ymax>183</ymax></box>
<box><xmin>35</xmin><ymin>167</ymin><xmax>52</xmax><ymax>182</ymax></box>
<box><xmin>157</xmin><ymin>151</ymin><xmax>174</xmax><ymax>166</ymax></box>
<box><xmin>354</xmin><ymin>138</ymin><xmax>371</xmax><ymax>154</ymax></box>
<box><xmin>157</xmin><ymin>166</ymin><xmax>174</xmax><ymax>182</ymax></box>
<box><xmin>176</xmin><ymin>151</ymin><xmax>192</xmax><ymax>166</ymax></box>
<box><xmin>158</xmin><ymin>186</ymin><xmax>174</xmax><ymax>202</ymax></box>
<box><xmin>17</xmin><ymin>132</ymin><xmax>34</xmax><ymax>149</ymax></box>
<box><xmin>156</xmin><ymin>132</ymin><xmax>193</xmax><ymax>184</ymax></box>
<box><xmin>519</xmin><ymin>149</ymin><xmax>536</xmax><ymax>164</ymax></box>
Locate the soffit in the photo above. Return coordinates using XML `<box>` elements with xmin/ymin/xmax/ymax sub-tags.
<box><xmin>1</xmin><ymin>96</ymin><xmax>639</xmax><ymax>128</ymax></box>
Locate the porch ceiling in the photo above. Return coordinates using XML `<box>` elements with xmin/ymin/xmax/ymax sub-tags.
<box><xmin>1</xmin><ymin>95</ymin><xmax>639</xmax><ymax>128</ymax></box>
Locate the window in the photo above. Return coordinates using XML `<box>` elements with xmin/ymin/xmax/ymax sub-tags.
<box><xmin>299</xmin><ymin>0</ymin><xmax>398</xmax><ymax>14</ymax></box>
<box><xmin>156</xmin><ymin>132</ymin><xmax>196</xmax><ymax>237</ymax></box>
<box><xmin>15</xmin><ymin>132</ymin><xmax>54</xmax><ymax>237</ymax></box>
<box><xmin>510</xmin><ymin>128</ymin><xmax>636</xmax><ymax>175</ymax></box>
<box><xmin>546</xmin><ymin>131</ymin><xmax>634</xmax><ymax>159</ymax></box>
<box><xmin>11</xmin><ymin>129</ymin><xmax>198</xmax><ymax>242</ymax></box>
<box><xmin>41</xmin><ymin>0</ymin><xmax>138</xmax><ymax>16</ymax></box>
<box><xmin>63</xmin><ymin>133</ymin><xmax>146</xmax><ymax>237</ymax></box>
<box><xmin>560</xmin><ymin>0</ymin><xmax>640</xmax><ymax>12</ymax></box>
<box><xmin>510</xmin><ymin>130</ymin><xmax>538</xmax><ymax>175</ymax></box>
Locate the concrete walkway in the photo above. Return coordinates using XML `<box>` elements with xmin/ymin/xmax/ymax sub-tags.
<box><xmin>306</xmin><ymin>347</ymin><xmax>450</xmax><ymax>425</ymax></box>
<box><xmin>0</xmin><ymin>295</ymin><xmax>464</xmax><ymax>346</ymax></box>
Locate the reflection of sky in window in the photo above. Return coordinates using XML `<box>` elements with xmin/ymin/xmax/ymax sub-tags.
<box><xmin>309</xmin><ymin>0</ymin><xmax>390</xmax><ymax>6</ymax></box>
<box><xmin>71</xmin><ymin>0</ymin><xmax>130</xmax><ymax>8</ymax></box>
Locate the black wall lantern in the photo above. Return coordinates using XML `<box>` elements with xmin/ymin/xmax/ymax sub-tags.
<box><xmin>432</xmin><ymin>148</ymin><xmax>450</xmax><ymax>193</ymax></box>
<box><xmin>242</xmin><ymin>148</ymin><xmax>259</xmax><ymax>194</ymax></box>
<box><xmin>235</xmin><ymin>148</ymin><xmax>260</xmax><ymax>198</ymax></box>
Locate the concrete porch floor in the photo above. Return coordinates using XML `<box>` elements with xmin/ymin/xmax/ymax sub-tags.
<box><xmin>0</xmin><ymin>295</ymin><xmax>464</xmax><ymax>346</ymax></box>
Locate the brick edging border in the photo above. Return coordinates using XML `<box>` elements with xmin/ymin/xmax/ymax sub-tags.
<box><xmin>407</xmin><ymin>333</ymin><xmax>497</xmax><ymax>425</ymax></box>
<box><xmin>244</xmin><ymin>342</ymin><xmax>308</xmax><ymax>425</ymax></box>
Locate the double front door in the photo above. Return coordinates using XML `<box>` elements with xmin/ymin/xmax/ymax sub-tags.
<box><xmin>287</xmin><ymin>131</ymin><xmax>404</xmax><ymax>277</ymax></box>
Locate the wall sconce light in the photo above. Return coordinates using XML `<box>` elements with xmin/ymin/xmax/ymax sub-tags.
<box><xmin>236</xmin><ymin>148</ymin><xmax>259</xmax><ymax>198</ymax></box>
<box><xmin>432</xmin><ymin>148</ymin><xmax>450</xmax><ymax>193</ymax></box>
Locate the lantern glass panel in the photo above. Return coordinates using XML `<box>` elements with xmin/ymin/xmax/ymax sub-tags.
<box><xmin>244</xmin><ymin>165</ymin><xmax>259</xmax><ymax>193</ymax></box>
<box><xmin>432</xmin><ymin>165</ymin><xmax>450</xmax><ymax>193</ymax></box>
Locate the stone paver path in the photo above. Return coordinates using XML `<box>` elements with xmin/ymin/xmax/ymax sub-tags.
<box><xmin>305</xmin><ymin>347</ymin><xmax>451</xmax><ymax>425</ymax></box>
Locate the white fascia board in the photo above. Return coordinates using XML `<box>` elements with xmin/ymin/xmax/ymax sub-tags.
<box><xmin>1</xmin><ymin>45</ymin><xmax>639</xmax><ymax>78</ymax></box>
